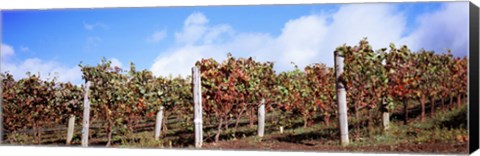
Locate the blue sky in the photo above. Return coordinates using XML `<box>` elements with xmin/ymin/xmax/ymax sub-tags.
<box><xmin>1</xmin><ymin>2</ymin><xmax>469</xmax><ymax>84</ymax></box>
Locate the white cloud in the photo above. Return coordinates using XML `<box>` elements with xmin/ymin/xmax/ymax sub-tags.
<box><xmin>271</xmin><ymin>14</ymin><xmax>330</xmax><ymax>70</ymax></box>
<box><xmin>399</xmin><ymin>2</ymin><xmax>469</xmax><ymax>56</ymax></box>
<box><xmin>1</xmin><ymin>56</ymin><xmax>123</xmax><ymax>84</ymax></box>
<box><xmin>1</xmin><ymin>58</ymin><xmax>82</xmax><ymax>84</ymax></box>
<box><xmin>174</xmin><ymin>12</ymin><xmax>212</xmax><ymax>45</ymax></box>
<box><xmin>1</xmin><ymin>43</ymin><xmax>15</xmax><ymax>60</ymax></box>
<box><xmin>150</xmin><ymin>3</ymin><xmax>467</xmax><ymax>77</ymax></box>
<box><xmin>1</xmin><ymin>43</ymin><xmax>82</xmax><ymax>84</ymax></box>
<box><xmin>109</xmin><ymin>58</ymin><xmax>123</xmax><ymax>68</ymax></box>
<box><xmin>151</xmin><ymin>45</ymin><xmax>206</xmax><ymax>77</ymax></box>
<box><xmin>146</xmin><ymin>29</ymin><xmax>168</xmax><ymax>43</ymax></box>
<box><xmin>203</xmin><ymin>24</ymin><xmax>234</xmax><ymax>45</ymax></box>
<box><xmin>84</xmin><ymin>22</ymin><xmax>109</xmax><ymax>31</ymax></box>
<box><xmin>150</xmin><ymin>5</ymin><xmax>406</xmax><ymax>77</ymax></box>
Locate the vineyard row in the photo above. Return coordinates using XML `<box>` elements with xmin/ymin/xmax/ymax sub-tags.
<box><xmin>1</xmin><ymin>39</ymin><xmax>468</xmax><ymax>146</ymax></box>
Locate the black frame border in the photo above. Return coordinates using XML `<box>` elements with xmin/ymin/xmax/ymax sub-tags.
<box><xmin>469</xmin><ymin>1</ymin><xmax>479</xmax><ymax>154</ymax></box>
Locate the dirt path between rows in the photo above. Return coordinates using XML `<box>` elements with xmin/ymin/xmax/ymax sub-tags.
<box><xmin>203</xmin><ymin>138</ymin><xmax>468</xmax><ymax>154</ymax></box>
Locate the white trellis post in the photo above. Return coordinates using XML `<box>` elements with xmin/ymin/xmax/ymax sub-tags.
<box><xmin>382</xmin><ymin>109</ymin><xmax>390</xmax><ymax>130</ymax></box>
<box><xmin>381</xmin><ymin>59</ymin><xmax>390</xmax><ymax>130</ymax></box>
<box><xmin>82</xmin><ymin>81</ymin><xmax>91</xmax><ymax>147</ymax></box>
<box><xmin>334</xmin><ymin>50</ymin><xmax>349</xmax><ymax>146</ymax></box>
<box><xmin>66</xmin><ymin>115</ymin><xmax>76</xmax><ymax>145</ymax></box>
<box><xmin>155</xmin><ymin>106</ymin><xmax>164</xmax><ymax>140</ymax></box>
<box><xmin>192</xmin><ymin>66</ymin><xmax>203</xmax><ymax>148</ymax></box>
<box><xmin>258</xmin><ymin>99</ymin><xmax>265</xmax><ymax>137</ymax></box>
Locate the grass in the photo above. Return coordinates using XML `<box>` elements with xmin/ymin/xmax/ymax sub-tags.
<box><xmin>348</xmin><ymin>104</ymin><xmax>468</xmax><ymax>147</ymax></box>
<box><xmin>5</xmin><ymin>100</ymin><xmax>468</xmax><ymax>151</ymax></box>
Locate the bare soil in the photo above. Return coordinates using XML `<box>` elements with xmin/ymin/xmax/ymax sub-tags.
<box><xmin>203</xmin><ymin>134</ymin><xmax>468</xmax><ymax>154</ymax></box>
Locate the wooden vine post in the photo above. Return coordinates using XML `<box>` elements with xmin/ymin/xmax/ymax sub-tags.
<box><xmin>66</xmin><ymin>115</ymin><xmax>75</xmax><ymax>145</ymax></box>
<box><xmin>381</xmin><ymin>98</ymin><xmax>390</xmax><ymax>130</ymax></box>
<box><xmin>334</xmin><ymin>50</ymin><xmax>349</xmax><ymax>146</ymax></box>
<box><xmin>381</xmin><ymin>60</ymin><xmax>390</xmax><ymax>130</ymax></box>
<box><xmin>404</xmin><ymin>99</ymin><xmax>409</xmax><ymax>125</ymax></box>
<box><xmin>257</xmin><ymin>98</ymin><xmax>265</xmax><ymax>137</ymax></box>
<box><xmin>81</xmin><ymin>81</ymin><xmax>91</xmax><ymax>147</ymax></box>
<box><xmin>192</xmin><ymin>66</ymin><xmax>203</xmax><ymax>148</ymax></box>
<box><xmin>155</xmin><ymin>106</ymin><xmax>164</xmax><ymax>140</ymax></box>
